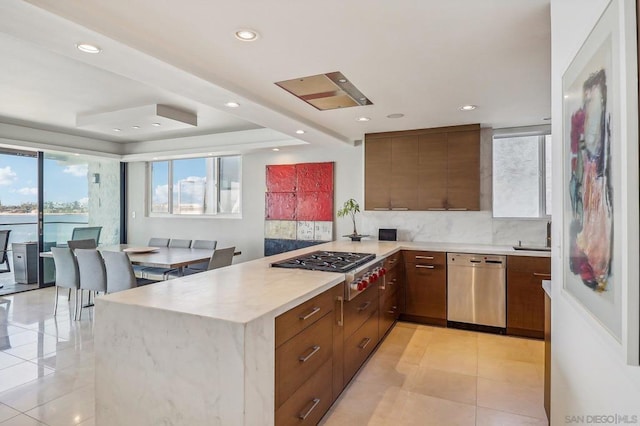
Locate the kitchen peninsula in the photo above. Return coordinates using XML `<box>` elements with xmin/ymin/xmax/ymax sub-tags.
<box><xmin>94</xmin><ymin>240</ymin><xmax>550</xmax><ymax>426</ymax></box>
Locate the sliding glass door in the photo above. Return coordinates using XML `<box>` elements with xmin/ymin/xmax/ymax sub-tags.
<box><xmin>40</xmin><ymin>153</ymin><xmax>122</xmax><ymax>285</ymax></box>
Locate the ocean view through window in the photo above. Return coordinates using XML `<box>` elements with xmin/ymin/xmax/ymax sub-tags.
<box><xmin>149</xmin><ymin>155</ymin><xmax>241</xmax><ymax>216</ymax></box>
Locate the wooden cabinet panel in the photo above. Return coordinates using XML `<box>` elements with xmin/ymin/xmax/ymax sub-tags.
<box><xmin>390</xmin><ymin>136</ymin><xmax>420</xmax><ymax>210</ymax></box>
<box><xmin>403</xmin><ymin>251</ymin><xmax>447</xmax><ymax>325</ymax></box>
<box><xmin>403</xmin><ymin>250</ymin><xmax>446</xmax><ymax>266</ymax></box>
<box><xmin>275</xmin><ymin>313</ymin><xmax>333</xmax><ymax>408</ymax></box>
<box><xmin>275</xmin><ymin>287</ymin><xmax>335</xmax><ymax>347</ymax></box>
<box><xmin>276</xmin><ymin>360</ymin><xmax>333</xmax><ymax>426</ymax></box>
<box><xmin>331</xmin><ymin>284</ymin><xmax>344</xmax><ymax>401</ymax></box>
<box><xmin>343</xmin><ymin>283</ymin><xmax>378</xmax><ymax>338</ymax></box>
<box><xmin>447</xmin><ymin>130</ymin><xmax>480</xmax><ymax>210</ymax></box>
<box><xmin>384</xmin><ymin>251</ymin><xmax>402</xmax><ymax>271</ymax></box>
<box><xmin>506</xmin><ymin>256</ymin><xmax>550</xmax><ymax>339</ymax></box>
<box><xmin>418</xmin><ymin>133</ymin><xmax>448</xmax><ymax>209</ymax></box>
<box><xmin>344</xmin><ymin>310</ymin><xmax>379</xmax><ymax>384</ymax></box>
<box><xmin>379</xmin><ymin>286</ymin><xmax>399</xmax><ymax>338</ymax></box>
<box><xmin>364</xmin><ymin>138</ymin><xmax>391</xmax><ymax>210</ymax></box>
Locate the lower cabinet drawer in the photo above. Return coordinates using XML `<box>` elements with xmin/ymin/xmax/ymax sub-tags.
<box><xmin>344</xmin><ymin>310</ymin><xmax>379</xmax><ymax>384</ymax></box>
<box><xmin>344</xmin><ymin>284</ymin><xmax>378</xmax><ymax>338</ymax></box>
<box><xmin>379</xmin><ymin>289</ymin><xmax>398</xmax><ymax>338</ymax></box>
<box><xmin>275</xmin><ymin>359</ymin><xmax>333</xmax><ymax>426</ymax></box>
<box><xmin>275</xmin><ymin>312</ymin><xmax>333</xmax><ymax>408</ymax></box>
<box><xmin>384</xmin><ymin>267</ymin><xmax>400</xmax><ymax>300</ymax></box>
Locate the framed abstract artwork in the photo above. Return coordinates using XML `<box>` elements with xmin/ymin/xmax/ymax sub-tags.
<box><xmin>562</xmin><ymin>0</ymin><xmax>639</xmax><ymax>364</ymax></box>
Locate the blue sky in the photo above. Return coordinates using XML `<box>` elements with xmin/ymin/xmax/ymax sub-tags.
<box><xmin>0</xmin><ymin>154</ymin><xmax>89</xmax><ymax>205</ymax></box>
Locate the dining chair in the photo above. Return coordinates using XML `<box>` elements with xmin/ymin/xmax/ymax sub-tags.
<box><xmin>168</xmin><ymin>239</ymin><xmax>192</xmax><ymax>248</ymax></box>
<box><xmin>51</xmin><ymin>247</ymin><xmax>80</xmax><ymax>320</ymax></box>
<box><xmin>102</xmin><ymin>251</ymin><xmax>139</xmax><ymax>293</ymax></box>
<box><xmin>71</xmin><ymin>226</ymin><xmax>102</xmax><ymax>245</ymax></box>
<box><xmin>75</xmin><ymin>248</ymin><xmax>107</xmax><ymax>320</ymax></box>
<box><xmin>148</xmin><ymin>238</ymin><xmax>170</xmax><ymax>247</ymax></box>
<box><xmin>0</xmin><ymin>230</ymin><xmax>11</xmax><ymax>273</ymax></box>
<box><xmin>67</xmin><ymin>239</ymin><xmax>98</xmax><ymax>250</ymax></box>
<box><xmin>164</xmin><ymin>246</ymin><xmax>235</xmax><ymax>279</ymax></box>
<box><xmin>186</xmin><ymin>240</ymin><xmax>218</xmax><ymax>272</ymax></box>
<box><xmin>143</xmin><ymin>239</ymin><xmax>193</xmax><ymax>279</ymax></box>
<box><xmin>133</xmin><ymin>237</ymin><xmax>170</xmax><ymax>278</ymax></box>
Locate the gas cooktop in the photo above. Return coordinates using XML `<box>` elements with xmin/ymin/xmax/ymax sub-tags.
<box><xmin>271</xmin><ymin>251</ymin><xmax>376</xmax><ymax>273</ymax></box>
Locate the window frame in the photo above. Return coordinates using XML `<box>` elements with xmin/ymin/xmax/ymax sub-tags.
<box><xmin>146</xmin><ymin>155</ymin><xmax>242</xmax><ymax>218</ymax></box>
<box><xmin>492</xmin><ymin>127</ymin><xmax>552</xmax><ymax>220</ymax></box>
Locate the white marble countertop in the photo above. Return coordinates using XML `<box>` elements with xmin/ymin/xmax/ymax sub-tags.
<box><xmin>542</xmin><ymin>279</ymin><xmax>552</xmax><ymax>298</ymax></box>
<box><xmin>99</xmin><ymin>240</ymin><xmax>551</xmax><ymax>325</ymax></box>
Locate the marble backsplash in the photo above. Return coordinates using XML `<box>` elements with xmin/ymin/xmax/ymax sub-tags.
<box><xmin>360</xmin><ymin>210</ymin><xmax>550</xmax><ymax>247</ymax></box>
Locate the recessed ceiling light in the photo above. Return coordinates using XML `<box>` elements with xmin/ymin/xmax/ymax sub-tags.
<box><xmin>272</xmin><ymin>148</ymin><xmax>280</xmax><ymax>151</ymax></box>
<box><xmin>234</xmin><ymin>29</ymin><xmax>259</xmax><ymax>41</ymax></box>
<box><xmin>225</xmin><ymin>101</ymin><xmax>240</xmax><ymax>108</ymax></box>
<box><xmin>338</xmin><ymin>78</ymin><xmax>347</xmax><ymax>83</ymax></box>
<box><xmin>459</xmin><ymin>105</ymin><xmax>477</xmax><ymax>111</ymax></box>
<box><xmin>132</xmin><ymin>125</ymin><xmax>140</xmax><ymax>129</ymax></box>
<box><xmin>76</xmin><ymin>43</ymin><xmax>102</xmax><ymax>54</ymax></box>
<box><xmin>73</xmin><ymin>153</ymin><xmax>80</xmax><ymax>156</ymax></box>
<box><xmin>151</xmin><ymin>122</ymin><xmax>161</xmax><ymax>127</ymax></box>
<box><xmin>112</xmin><ymin>128</ymin><xmax>121</xmax><ymax>132</ymax></box>
<box><xmin>295</xmin><ymin>130</ymin><xmax>305</xmax><ymax>134</ymax></box>
<box><xmin>356</xmin><ymin>117</ymin><xmax>371</xmax><ymax>122</ymax></box>
<box><xmin>387</xmin><ymin>113</ymin><xmax>405</xmax><ymax>119</ymax></box>
<box><xmin>152</xmin><ymin>157</ymin><xmax>159</xmax><ymax>160</ymax></box>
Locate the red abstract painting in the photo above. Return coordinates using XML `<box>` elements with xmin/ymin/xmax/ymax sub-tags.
<box><xmin>266</xmin><ymin>164</ymin><xmax>297</xmax><ymax>193</ymax></box>
<box><xmin>297</xmin><ymin>191</ymin><xmax>333</xmax><ymax>221</ymax></box>
<box><xmin>297</xmin><ymin>163</ymin><xmax>334</xmax><ymax>192</ymax></box>
<box><xmin>265</xmin><ymin>192</ymin><xmax>296</xmax><ymax>220</ymax></box>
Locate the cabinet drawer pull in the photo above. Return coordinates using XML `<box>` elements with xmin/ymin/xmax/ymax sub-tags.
<box><xmin>388</xmin><ymin>258</ymin><xmax>397</xmax><ymax>264</ymax></box>
<box><xmin>298</xmin><ymin>398</ymin><xmax>321</xmax><ymax>420</ymax></box>
<box><xmin>533</xmin><ymin>272</ymin><xmax>552</xmax><ymax>278</ymax></box>
<box><xmin>358</xmin><ymin>337</ymin><xmax>372</xmax><ymax>350</ymax></box>
<box><xmin>389</xmin><ymin>278</ymin><xmax>397</xmax><ymax>285</ymax></box>
<box><xmin>391</xmin><ymin>207</ymin><xmax>409</xmax><ymax>211</ymax></box>
<box><xmin>416</xmin><ymin>265</ymin><xmax>435</xmax><ymax>269</ymax></box>
<box><xmin>448</xmin><ymin>208</ymin><xmax>468</xmax><ymax>211</ymax></box>
<box><xmin>299</xmin><ymin>307</ymin><xmax>321</xmax><ymax>321</ymax></box>
<box><xmin>387</xmin><ymin>306</ymin><xmax>398</xmax><ymax>315</ymax></box>
<box><xmin>337</xmin><ymin>296</ymin><xmax>344</xmax><ymax>327</ymax></box>
<box><xmin>299</xmin><ymin>345</ymin><xmax>321</xmax><ymax>363</ymax></box>
<box><xmin>427</xmin><ymin>208</ymin><xmax>446</xmax><ymax>211</ymax></box>
<box><xmin>415</xmin><ymin>255</ymin><xmax>434</xmax><ymax>260</ymax></box>
<box><xmin>373</xmin><ymin>207</ymin><xmax>390</xmax><ymax>211</ymax></box>
<box><xmin>357</xmin><ymin>301</ymin><xmax>372</xmax><ymax>312</ymax></box>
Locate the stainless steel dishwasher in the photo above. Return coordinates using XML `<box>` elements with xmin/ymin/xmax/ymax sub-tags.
<box><xmin>447</xmin><ymin>253</ymin><xmax>506</xmax><ymax>329</ymax></box>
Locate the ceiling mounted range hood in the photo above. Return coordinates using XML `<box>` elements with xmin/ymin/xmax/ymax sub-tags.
<box><xmin>275</xmin><ymin>71</ymin><xmax>372</xmax><ymax>111</ymax></box>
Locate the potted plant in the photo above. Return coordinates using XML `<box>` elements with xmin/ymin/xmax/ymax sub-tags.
<box><xmin>337</xmin><ymin>198</ymin><xmax>367</xmax><ymax>241</ymax></box>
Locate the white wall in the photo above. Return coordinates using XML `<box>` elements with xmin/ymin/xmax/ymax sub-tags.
<box><xmin>126</xmin><ymin>143</ymin><xmax>363</xmax><ymax>262</ymax></box>
<box><xmin>127</xmin><ymin>128</ymin><xmax>549</xmax><ymax>262</ymax></box>
<box><xmin>550</xmin><ymin>0</ymin><xmax>640</xmax><ymax>424</ymax></box>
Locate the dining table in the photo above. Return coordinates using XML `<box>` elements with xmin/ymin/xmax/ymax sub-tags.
<box><xmin>40</xmin><ymin>244</ymin><xmax>218</xmax><ymax>275</ymax></box>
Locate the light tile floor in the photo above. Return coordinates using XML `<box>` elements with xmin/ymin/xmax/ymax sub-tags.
<box><xmin>320</xmin><ymin>322</ymin><xmax>548</xmax><ymax>426</ymax></box>
<box><xmin>0</xmin><ymin>288</ymin><xmax>546</xmax><ymax>426</ymax></box>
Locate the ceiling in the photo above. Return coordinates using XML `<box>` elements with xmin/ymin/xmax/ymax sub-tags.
<box><xmin>0</xmin><ymin>0</ymin><xmax>551</xmax><ymax>155</ymax></box>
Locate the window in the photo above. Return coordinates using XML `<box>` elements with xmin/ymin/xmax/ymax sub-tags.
<box><xmin>149</xmin><ymin>155</ymin><xmax>241</xmax><ymax>216</ymax></box>
<box><xmin>492</xmin><ymin>133</ymin><xmax>552</xmax><ymax>218</ymax></box>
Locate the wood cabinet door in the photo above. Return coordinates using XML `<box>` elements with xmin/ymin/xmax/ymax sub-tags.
<box><xmin>418</xmin><ymin>133</ymin><xmax>448</xmax><ymax>210</ymax></box>
<box><xmin>405</xmin><ymin>262</ymin><xmax>447</xmax><ymax>320</ymax></box>
<box><xmin>390</xmin><ymin>136</ymin><xmax>420</xmax><ymax>210</ymax></box>
<box><xmin>446</xmin><ymin>130</ymin><xmax>480</xmax><ymax>210</ymax></box>
<box><xmin>506</xmin><ymin>256</ymin><xmax>550</xmax><ymax>338</ymax></box>
<box><xmin>364</xmin><ymin>138</ymin><xmax>392</xmax><ymax>210</ymax></box>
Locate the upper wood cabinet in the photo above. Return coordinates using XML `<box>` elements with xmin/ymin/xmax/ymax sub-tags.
<box><xmin>364</xmin><ymin>124</ymin><xmax>480</xmax><ymax>211</ymax></box>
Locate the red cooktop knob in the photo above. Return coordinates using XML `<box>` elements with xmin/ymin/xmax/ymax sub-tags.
<box><xmin>380</xmin><ymin>267</ymin><xmax>387</xmax><ymax>276</ymax></box>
